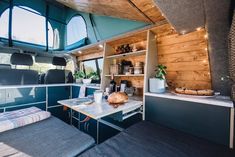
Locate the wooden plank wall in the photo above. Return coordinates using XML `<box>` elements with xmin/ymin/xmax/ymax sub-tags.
<box><xmin>151</xmin><ymin>24</ymin><xmax>211</xmax><ymax>90</ymax></box>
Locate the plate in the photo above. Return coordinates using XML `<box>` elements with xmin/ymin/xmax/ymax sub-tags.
<box><xmin>171</xmin><ymin>91</ymin><xmax>219</xmax><ymax>98</ymax></box>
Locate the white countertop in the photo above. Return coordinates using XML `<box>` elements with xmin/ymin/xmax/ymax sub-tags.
<box><xmin>0</xmin><ymin>83</ymin><xmax>100</xmax><ymax>89</ymax></box>
<box><xmin>58</xmin><ymin>98</ymin><xmax>143</xmax><ymax>119</ymax></box>
<box><xmin>144</xmin><ymin>92</ymin><xmax>234</xmax><ymax>108</ymax></box>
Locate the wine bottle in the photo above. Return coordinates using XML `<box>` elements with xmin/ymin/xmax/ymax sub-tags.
<box><xmin>109</xmin><ymin>74</ymin><xmax>116</xmax><ymax>93</ymax></box>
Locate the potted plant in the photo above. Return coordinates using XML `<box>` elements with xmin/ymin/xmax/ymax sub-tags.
<box><xmin>149</xmin><ymin>64</ymin><xmax>167</xmax><ymax>93</ymax></box>
<box><xmin>83</xmin><ymin>72</ymin><xmax>99</xmax><ymax>84</ymax></box>
<box><xmin>74</xmin><ymin>71</ymin><xmax>85</xmax><ymax>83</ymax></box>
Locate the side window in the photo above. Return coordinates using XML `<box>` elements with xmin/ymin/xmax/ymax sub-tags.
<box><xmin>0</xmin><ymin>8</ymin><xmax>9</xmax><ymax>39</ymax></box>
<box><xmin>66</xmin><ymin>15</ymin><xmax>87</xmax><ymax>46</ymax></box>
<box><xmin>12</xmin><ymin>6</ymin><xmax>53</xmax><ymax>47</ymax></box>
<box><xmin>81</xmin><ymin>58</ymin><xmax>103</xmax><ymax>83</ymax></box>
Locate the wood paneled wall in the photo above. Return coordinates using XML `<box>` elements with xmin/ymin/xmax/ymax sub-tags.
<box><xmin>151</xmin><ymin>24</ymin><xmax>211</xmax><ymax>90</ymax></box>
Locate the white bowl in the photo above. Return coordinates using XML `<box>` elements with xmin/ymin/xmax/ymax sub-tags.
<box><xmin>82</xmin><ymin>79</ymin><xmax>92</xmax><ymax>84</ymax></box>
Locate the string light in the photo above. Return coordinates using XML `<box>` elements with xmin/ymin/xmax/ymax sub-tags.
<box><xmin>78</xmin><ymin>51</ymin><xmax>82</xmax><ymax>54</ymax></box>
<box><xmin>99</xmin><ymin>44</ymin><xmax>103</xmax><ymax>48</ymax></box>
<box><xmin>204</xmin><ymin>33</ymin><xmax>208</xmax><ymax>39</ymax></box>
<box><xmin>181</xmin><ymin>30</ymin><xmax>186</xmax><ymax>35</ymax></box>
<box><xmin>196</xmin><ymin>27</ymin><xmax>202</xmax><ymax>31</ymax></box>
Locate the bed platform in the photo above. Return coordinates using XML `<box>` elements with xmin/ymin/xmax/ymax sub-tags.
<box><xmin>0</xmin><ymin>116</ymin><xmax>95</xmax><ymax>157</ymax></box>
<box><xmin>80</xmin><ymin>121</ymin><xmax>235</xmax><ymax>157</ymax></box>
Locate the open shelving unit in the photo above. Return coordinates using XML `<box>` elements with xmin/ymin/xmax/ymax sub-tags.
<box><xmin>105</xmin><ymin>50</ymin><xmax>146</xmax><ymax>59</ymax></box>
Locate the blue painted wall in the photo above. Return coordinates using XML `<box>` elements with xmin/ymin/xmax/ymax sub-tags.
<box><xmin>65</xmin><ymin>9</ymin><xmax>149</xmax><ymax>47</ymax></box>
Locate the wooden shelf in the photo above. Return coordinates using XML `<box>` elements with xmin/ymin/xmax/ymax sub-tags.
<box><xmin>106</xmin><ymin>50</ymin><xmax>146</xmax><ymax>59</ymax></box>
<box><xmin>105</xmin><ymin>74</ymin><xmax>145</xmax><ymax>77</ymax></box>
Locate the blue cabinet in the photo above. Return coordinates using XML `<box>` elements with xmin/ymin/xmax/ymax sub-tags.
<box><xmin>145</xmin><ymin>95</ymin><xmax>230</xmax><ymax>146</ymax></box>
<box><xmin>48</xmin><ymin>86</ymin><xmax>70</xmax><ymax>106</ymax></box>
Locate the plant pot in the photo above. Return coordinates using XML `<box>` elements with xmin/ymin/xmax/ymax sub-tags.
<box><xmin>82</xmin><ymin>78</ymin><xmax>92</xmax><ymax>84</ymax></box>
<box><xmin>149</xmin><ymin>78</ymin><xmax>166</xmax><ymax>93</ymax></box>
<box><xmin>76</xmin><ymin>78</ymin><xmax>82</xmax><ymax>83</ymax></box>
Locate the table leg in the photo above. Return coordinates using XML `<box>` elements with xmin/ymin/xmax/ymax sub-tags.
<box><xmin>230</xmin><ymin>108</ymin><xmax>234</xmax><ymax>149</ymax></box>
<box><xmin>70</xmin><ymin>109</ymin><xmax>73</xmax><ymax>125</ymax></box>
<box><xmin>78</xmin><ymin>112</ymin><xmax>81</xmax><ymax>130</ymax></box>
<box><xmin>96</xmin><ymin>119</ymin><xmax>100</xmax><ymax>144</ymax></box>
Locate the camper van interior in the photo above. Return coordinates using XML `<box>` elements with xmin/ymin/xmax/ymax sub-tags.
<box><xmin>0</xmin><ymin>0</ymin><xmax>235</xmax><ymax>156</ymax></box>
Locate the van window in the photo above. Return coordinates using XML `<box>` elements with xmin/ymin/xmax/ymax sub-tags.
<box><xmin>66</xmin><ymin>15</ymin><xmax>87</xmax><ymax>46</ymax></box>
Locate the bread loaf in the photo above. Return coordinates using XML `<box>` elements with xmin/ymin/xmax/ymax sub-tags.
<box><xmin>175</xmin><ymin>87</ymin><xmax>214</xmax><ymax>96</ymax></box>
<box><xmin>108</xmin><ymin>92</ymin><xmax>128</xmax><ymax>104</ymax></box>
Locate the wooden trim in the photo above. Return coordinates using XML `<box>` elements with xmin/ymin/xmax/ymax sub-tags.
<box><xmin>230</xmin><ymin>108</ymin><xmax>234</xmax><ymax>149</ymax></box>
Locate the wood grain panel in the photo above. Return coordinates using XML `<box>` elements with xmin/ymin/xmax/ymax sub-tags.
<box><xmin>72</xmin><ymin>44</ymin><xmax>104</xmax><ymax>61</ymax></box>
<box><xmin>107</xmin><ymin>31</ymin><xmax>147</xmax><ymax>47</ymax></box>
<box><xmin>130</xmin><ymin>0</ymin><xmax>165</xmax><ymax>22</ymax></box>
<box><xmin>56</xmin><ymin>0</ymin><xmax>150</xmax><ymax>22</ymax></box>
<box><xmin>151</xmin><ymin>24</ymin><xmax>211</xmax><ymax>90</ymax></box>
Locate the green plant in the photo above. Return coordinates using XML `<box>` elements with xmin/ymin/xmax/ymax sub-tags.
<box><xmin>74</xmin><ymin>71</ymin><xmax>86</xmax><ymax>79</ymax></box>
<box><xmin>87</xmin><ymin>71</ymin><xmax>99</xmax><ymax>80</ymax></box>
<box><xmin>155</xmin><ymin>64</ymin><xmax>167</xmax><ymax>80</ymax></box>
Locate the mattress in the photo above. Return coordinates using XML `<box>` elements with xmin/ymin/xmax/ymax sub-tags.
<box><xmin>80</xmin><ymin>121</ymin><xmax>235</xmax><ymax>157</ymax></box>
<box><xmin>0</xmin><ymin>116</ymin><xmax>95</xmax><ymax>157</ymax></box>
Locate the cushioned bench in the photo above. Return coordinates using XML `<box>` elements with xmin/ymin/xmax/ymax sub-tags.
<box><xmin>80</xmin><ymin>121</ymin><xmax>235</xmax><ymax>157</ymax></box>
<box><xmin>0</xmin><ymin>116</ymin><xmax>95</xmax><ymax>157</ymax></box>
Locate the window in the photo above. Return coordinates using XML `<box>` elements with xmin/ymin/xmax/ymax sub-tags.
<box><xmin>0</xmin><ymin>6</ymin><xmax>54</xmax><ymax>48</ymax></box>
<box><xmin>0</xmin><ymin>8</ymin><xmax>9</xmax><ymax>39</ymax></box>
<box><xmin>81</xmin><ymin>58</ymin><xmax>103</xmax><ymax>83</ymax></box>
<box><xmin>66</xmin><ymin>15</ymin><xmax>87</xmax><ymax>46</ymax></box>
<box><xmin>12</xmin><ymin>6</ymin><xmax>53</xmax><ymax>47</ymax></box>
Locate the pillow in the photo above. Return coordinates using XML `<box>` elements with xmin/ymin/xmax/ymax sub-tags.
<box><xmin>0</xmin><ymin>107</ymin><xmax>51</xmax><ymax>133</ymax></box>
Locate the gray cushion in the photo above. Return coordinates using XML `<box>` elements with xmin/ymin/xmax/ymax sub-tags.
<box><xmin>10</xmin><ymin>53</ymin><xmax>33</xmax><ymax>66</ymax></box>
<box><xmin>80</xmin><ymin>121</ymin><xmax>235</xmax><ymax>157</ymax></box>
<box><xmin>0</xmin><ymin>116</ymin><xmax>95</xmax><ymax>157</ymax></box>
<box><xmin>0</xmin><ymin>69</ymin><xmax>38</xmax><ymax>85</ymax></box>
<box><xmin>44</xmin><ymin>69</ymin><xmax>65</xmax><ymax>84</ymax></box>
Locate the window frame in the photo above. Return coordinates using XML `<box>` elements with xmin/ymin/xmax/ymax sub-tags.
<box><xmin>81</xmin><ymin>57</ymin><xmax>103</xmax><ymax>84</ymax></box>
<box><xmin>66</xmin><ymin>14</ymin><xmax>88</xmax><ymax>47</ymax></box>
<box><xmin>0</xmin><ymin>4</ymin><xmax>55</xmax><ymax>50</ymax></box>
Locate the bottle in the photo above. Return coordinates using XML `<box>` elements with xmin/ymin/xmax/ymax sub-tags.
<box><xmin>109</xmin><ymin>74</ymin><xmax>116</xmax><ymax>93</ymax></box>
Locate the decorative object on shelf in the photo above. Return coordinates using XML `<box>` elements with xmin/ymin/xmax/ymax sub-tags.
<box><xmin>175</xmin><ymin>87</ymin><xmax>214</xmax><ymax>96</ymax></box>
<box><xmin>109</xmin><ymin>74</ymin><xmax>116</xmax><ymax>93</ymax></box>
<box><xmin>121</xmin><ymin>60</ymin><xmax>133</xmax><ymax>75</ymax></box>
<box><xmin>125</xmin><ymin>87</ymin><xmax>135</xmax><ymax>96</ymax></box>
<box><xmin>128</xmin><ymin>66</ymin><xmax>134</xmax><ymax>74</ymax></box>
<box><xmin>107</xmin><ymin>92</ymin><xmax>128</xmax><ymax>107</ymax></box>
<box><xmin>74</xmin><ymin>71</ymin><xmax>86</xmax><ymax>83</ymax></box>
<box><xmin>110</xmin><ymin>59</ymin><xmax>121</xmax><ymax>75</ymax></box>
<box><xmin>149</xmin><ymin>64</ymin><xmax>167</xmax><ymax>93</ymax></box>
<box><xmin>120</xmin><ymin>80</ymin><xmax>128</xmax><ymax>92</ymax></box>
<box><xmin>115</xmin><ymin>44</ymin><xmax>133</xmax><ymax>54</ymax></box>
<box><xmin>134</xmin><ymin>62</ymin><xmax>144</xmax><ymax>74</ymax></box>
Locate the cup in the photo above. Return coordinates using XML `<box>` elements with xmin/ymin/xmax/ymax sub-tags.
<box><xmin>94</xmin><ymin>90</ymin><xmax>103</xmax><ymax>104</ymax></box>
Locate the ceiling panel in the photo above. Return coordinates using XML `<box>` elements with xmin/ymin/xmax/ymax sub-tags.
<box><xmin>56</xmin><ymin>0</ymin><xmax>151</xmax><ymax>22</ymax></box>
<box><xmin>130</xmin><ymin>0</ymin><xmax>165</xmax><ymax>23</ymax></box>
